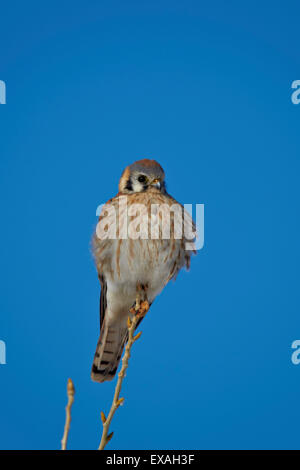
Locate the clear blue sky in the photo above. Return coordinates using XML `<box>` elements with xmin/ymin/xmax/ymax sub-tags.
<box><xmin>0</xmin><ymin>1</ymin><xmax>300</xmax><ymax>450</ymax></box>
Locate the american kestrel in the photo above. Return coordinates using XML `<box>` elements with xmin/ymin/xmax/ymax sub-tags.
<box><xmin>91</xmin><ymin>159</ymin><xmax>196</xmax><ymax>382</ymax></box>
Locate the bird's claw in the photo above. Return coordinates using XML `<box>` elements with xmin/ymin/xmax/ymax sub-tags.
<box><xmin>130</xmin><ymin>299</ymin><xmax>149</xmax><ymax>318</ymax></box>
<box><xmin>135</xmin><ymin>300</ymin><xmax>149</xmax><ymax>318</ymax></box>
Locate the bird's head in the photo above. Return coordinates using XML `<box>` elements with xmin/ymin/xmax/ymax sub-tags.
<box><xmin>119</xmin><ymin>159</ymin><xmax>166</xmax><ymax>194</ymax></box>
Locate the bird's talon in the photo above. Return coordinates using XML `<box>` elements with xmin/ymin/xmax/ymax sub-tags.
<box><xmin>138</xmin><ymin>300</ymin><xmax>149</xmax><ymax>317</ymax></box>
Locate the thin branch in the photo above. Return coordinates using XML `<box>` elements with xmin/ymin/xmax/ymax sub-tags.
<box><xmin>61</xmin><ymin>378</ymin><xmax>75</xmax><ymax>450</ymax></box>
<box><xmin>98</xmin><ymin>300</ymin><xmax>149</xmax><ymax>450</ymax></box>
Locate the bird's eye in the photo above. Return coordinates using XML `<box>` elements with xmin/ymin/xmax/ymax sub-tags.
<box><xmin>138</xmin><ymin>175</ymin><xmax>147</xmax><ymax>183</ymax></box>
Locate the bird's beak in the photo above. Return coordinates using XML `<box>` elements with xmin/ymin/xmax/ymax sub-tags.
<box><xmin>151</xmin><ymin>179</ymin><xmax>161</xmax><ymax>189</ymax></box>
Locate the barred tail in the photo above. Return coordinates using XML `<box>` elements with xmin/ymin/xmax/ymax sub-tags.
<box><xmin>91</xmin><ymin>319</ymin><xmax>128</xmax><ymax>383</ymax></box>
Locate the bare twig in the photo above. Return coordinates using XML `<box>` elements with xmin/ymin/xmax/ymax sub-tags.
<box><xmin>61</xmin><ymin>378</ymin><xmax>75</xmax><ymax>450</ymax></box>
<box><xmin>98</xmin><ymin>300</ymin><xmax>149</xmax><ymax>450</ymax></box>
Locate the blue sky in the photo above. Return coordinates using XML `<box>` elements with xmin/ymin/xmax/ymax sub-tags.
<box><xmin>0</xmin><ymin>1</ymin><xmax>300</xmax><ymax>450</ymax></box>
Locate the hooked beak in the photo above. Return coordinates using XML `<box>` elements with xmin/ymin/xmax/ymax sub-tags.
<box><xmin>151</xmin><ymin>178</ymin><xmax>161</xmax><ymax>189</ymax></box>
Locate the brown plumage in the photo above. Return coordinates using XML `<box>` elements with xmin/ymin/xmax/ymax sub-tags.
<box><xmin>91</xmin><ymin>159</ymin><xmax>196</xmax><ymax>382</ymax></box>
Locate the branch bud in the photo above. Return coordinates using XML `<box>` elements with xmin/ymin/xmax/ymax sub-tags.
<box><xmin>67</xmin><ymin>378</ymin><xmax>75</xmax><ymax>396</ymax></box>
<box><xmin>133</xmin><ymin>331</ymin><xmax>142</xmax><ymax>341</ymax></box>
<box><xmin>117</xmin><ymin>397</ymin><xmax>125</xmax><ymax>406</ymax></box>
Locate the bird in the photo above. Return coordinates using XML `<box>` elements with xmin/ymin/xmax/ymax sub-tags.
<box><xmin>91</xmin><ymin>159</ymin><xmax>196</xmax><ymax>383</ymax></box>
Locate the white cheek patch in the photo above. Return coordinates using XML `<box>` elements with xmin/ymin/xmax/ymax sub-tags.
<box><xmin>132</xmin><ymin>181</ymin><xmax>145</xmax><ymax>192</ymax></box>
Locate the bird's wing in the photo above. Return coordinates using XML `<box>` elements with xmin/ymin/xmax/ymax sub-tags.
<box><xmin>99</xmin><ymin>273</ymin><xmax>107</xmax><ymax>330</ymax></box>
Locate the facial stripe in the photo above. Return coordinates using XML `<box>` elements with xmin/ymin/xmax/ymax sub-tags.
<box><xmin>125</xmin><ymin>177</ymin><xmax>133</xmax><ymax>191</ymax></box>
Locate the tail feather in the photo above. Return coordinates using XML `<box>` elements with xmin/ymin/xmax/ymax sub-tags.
<box><xmin>91</xmin><ymin>319</ymin><xmax>128</xmax><ymax>383</ymax></box>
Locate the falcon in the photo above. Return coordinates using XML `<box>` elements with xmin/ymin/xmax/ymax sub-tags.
<box><xmin>91</xmin><ymin>159</ymin><xmax>196</xmax><ymax>382</ymax></box>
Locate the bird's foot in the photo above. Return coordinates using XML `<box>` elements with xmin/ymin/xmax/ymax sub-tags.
<box><xmin>130</xmin><ymin>292</ymin><xmax>141</xmax><ymax>315</ymax></box>
<box><xmin>129</xmin><ymin>283</ymin><xmax>149</xmax><ymax>318</ymax></box>
<box><xmin>129</xmin><ymin>298</ymin><xmax>149</xmax><ymax>318</ymax></box>
<box><xmin>137</xmin><ymin>300</ymin><xmax>149</xmax><ymax>318</ymax></box>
